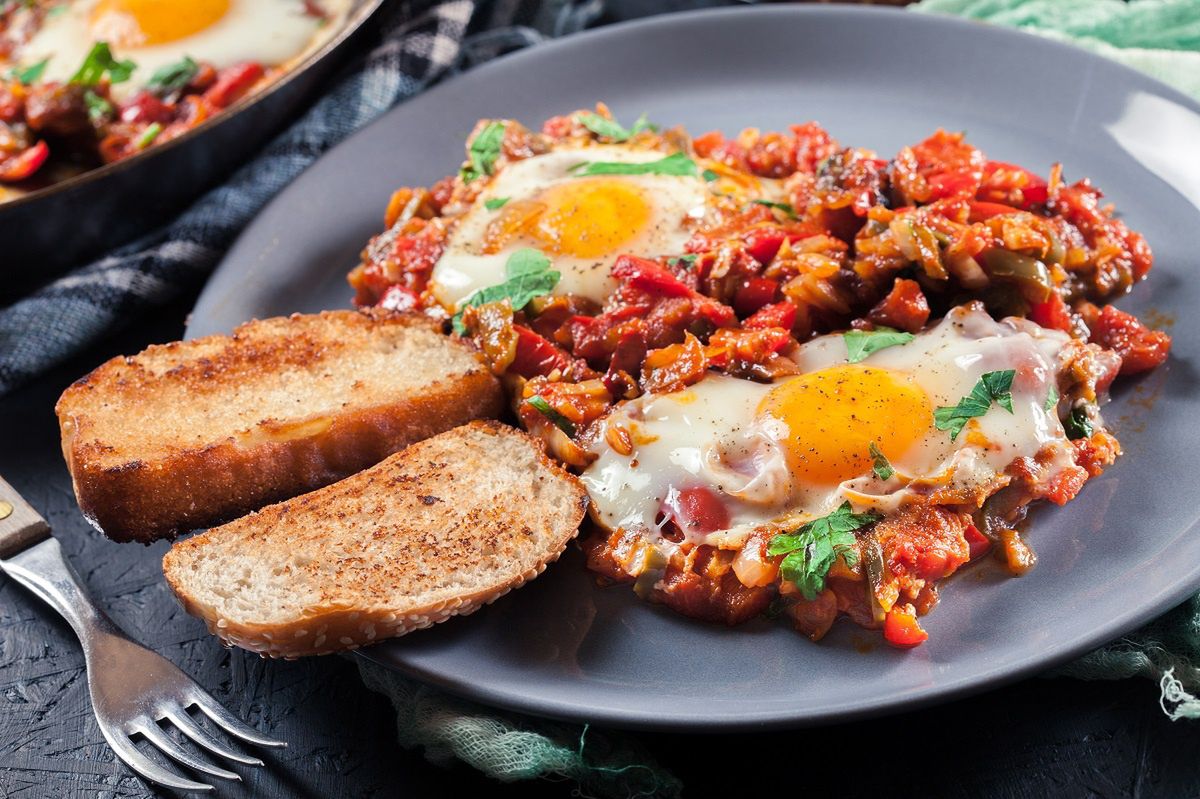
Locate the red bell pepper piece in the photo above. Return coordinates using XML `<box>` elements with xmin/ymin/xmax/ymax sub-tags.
<box><xmin>743</xmin><ymin>301</ymin><xmax>796</xmax><ymax>331</ymax></box>
<box><xmin>964</xmin><ymin>524</ymin><xmax>991</xmax><ymax>560</ymax></box>
<box><xmin>0</xmin><ymin>140</ymin><xmax>49</xmax><ymax>182</ymax></box>
<box><xmin>510</xmin><ymin>324</ymin><xmax>572</xmax><ymax>378</ymax></box>
<box><xmin>734</xmin><ymin>277</ymin><xmax>779</xmax><ymax>316</ymax></box>
<box><xmin>883</xmin><ymin>606</ymin><xmax>929</xmax><ymax>648</ymax></box>
<box><xmin>203</xmin><ymin>62</ymin><xmax>265</xmax><ymax>109</ymax></box>
<box><xmin>1028</xmin><ymin>293</ymin><xmax>1072</xmax><ymax>332</ymax></box>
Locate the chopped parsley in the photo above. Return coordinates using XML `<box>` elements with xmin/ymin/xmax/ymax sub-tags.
<box><xmin>869</xmin><ymin>442</ymin><xmax>894</xmax><ymax>481</ymax></box>
<box><xmin>767</xmin><ymin>502</ymin><xmax>880</xmax><ymax>600</ymax></box>
<box><xmin>1044</xmin><ymin>386</ymin><xmax>1059</xmax><ymax>413</ymax></box>
<box><xmin>460</xmin><ymin>121</ymin><xmax>505</xmax><ymax>184</ymax></box>
<box><xmin>750</xmin><ymin>199</ymin><xmax>797</xmax><ymax>219</ymax></box>
<box><xmin>526</xmin><ymin>396</ymin><xmax>575</xmax><ymax>437</ymax></box>
<box><xmin>70</xmin><ymin>42</ymin><xmax>136</xmax><ymax>86</ymax></box>
<box><xmin>933</xmin><ymin>369</ymin><xmax>1016</xmax><ymax>441</ymax></box>
<box><xmin>10</xmin><ymin>57</ymin><xmax>49</xmax><ymax>85</ymax></box>
<box><xmin>842</xmin><ymin>327</ymin><xmax>915</xmax><ymax>364</ymax></box>
<box><xmin>569</xmin><ymin>151</ymin><xmax>697</xmax><ymax>178</ymax></box>
<box><xmin>1064</xmin><ymin>405</ymin><xmax>1094</xmax><ymax>440</ymax></box>
<box><xmin>451</xmin><ymin>248</ymin><xmax>559</xmax><ymax>334</ymax></box>
<box><xmin>667</xmin><ymin>254</ymin><xmax>697</xmax><ymax>269</ymax></box>
<box><xmin>484</xmin><ymin>197</ymin><xmax>509</xmax><ymax>210</ymax></box>
<box><xmin>575</xmin><ymin>111</ymin><xmax>656</xmax><ymax>142</ymax></box>
<box><xmin>83</xmin><ymin>90</ymin><xmax>113</xmax><ymax>121</ymax></box>
<box><xmin>146</xmin><ymin>56</ymin><xmax>199</xmax><ymax>97</ymax></box>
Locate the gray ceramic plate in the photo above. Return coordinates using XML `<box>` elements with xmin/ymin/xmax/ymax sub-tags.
<box><xmin>187</xmin><ymin>6</ymin><xmax>1200</xmax><ymax>731</ymax></box>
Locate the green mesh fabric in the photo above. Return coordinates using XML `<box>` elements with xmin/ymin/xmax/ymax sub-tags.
<box><xmin>913</xmin><ymin>0</ymin><xmax>1200</xmax><ymax>100</ymax></box>
<box><xmin>350</xmin><ymin>5</ymin><xmax>1200</xmax><ymax>795</ymax></box>
<box><xmin>356</xmin><ymin>659</ymin><xmax>683</xmax><ymax>797</ymax></box>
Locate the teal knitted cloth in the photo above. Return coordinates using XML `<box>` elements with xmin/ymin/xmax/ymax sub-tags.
<box><xmin>356</xmin><ymin>3</ymin><xmax>1200</xmax><ymax>796</ymax></box>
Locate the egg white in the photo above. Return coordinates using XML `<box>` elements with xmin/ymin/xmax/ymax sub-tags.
<box><xmin>582</xmin><ymin>305</ymin><xmax>1079</xmax><ymax>551</ymax></box>
<box><xmin>430</xmin><ymin>145</ymin><xmax>710</xmax><ymax>310</ymax></box>
<box><xmin>18</xmin><ymin>0</ymin><xmax>350</xmax><ymax>100</ymax></box>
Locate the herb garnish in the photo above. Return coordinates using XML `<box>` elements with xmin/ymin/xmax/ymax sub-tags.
<box><xmin>702</xmin><ymin>168</ymin><xmax>719</xmax><ymax>182</ymax></box>
<box><xmin>869</xmin><ymin>442</ymin><xmax>894</xmax><ymax>481</ymax></box>
<box><xmin>484</xmin><ymin>197</ymin><xmax>509</xmax><ymax>210</ymax></box>
<box><xmin>842</xmin><ymin>327</ymin><xmax>915</xmax><ymax>364</ymax></box>
<box><xmin>933</xmin><ymin>369</ymin><xmax>1016</xmax><ymax>441</ymax></box>
<box><xmin>575</xmin><ymin>111</ymin><xmax>656</xmax><ymax>142</ymax></box>
<box><xmin>451</xmin><ymin>248</ymin><xmax>559</xmax><ymax>334</ymax></box>
<box><xmin>1064</xmin><ymin>405</ymin><xmax>1094</xmax><ymax>440</ymax></box>
<box><xmin>526</xmin><ymin>396</ymin><xmax>576</xmax><ymax>437</ymax></box>
<box><xmin>750</xmin><ymin>199</ymin><xmax>797</xmax><ymax>218</ymax></box>
<box><xmin>146</xmin><ymin>56</ymin><xmax>199</xmax><ymax>97</ymax></box>
<box><xmin>70</xmin><ymin>42</ymin><xmax>136</xmax><ymax>86</ymax></box>
<box><xmin>1044</xmin><ymin>386</ymin><xmax>1059</xmax><ymax>413</ymax></box>
<box><xmin>667</xmin><ymin>254</ymin><xmax>697</xmax><ymax>269</ymax></box>
<box><xmin>459</xmin><ymin>121</ymin><xmax>505</xmax><ymax>184</ymax></box>
<box><xmin>767</xmin><ymin>502</ymin><xmax>880</xmax><ymax>600</ymax></box>
<box><xmin>83</xmin><ymin>90</ymin><xmax>113</xmax><ymax>121</ymax></box>
<box><xmin>10</xmin><ymin>57</ymin><xmax>49</xmax><ymax>85</ymax></box>
<box><xmin>569</xmin><ymin>151</ymin><xmax>697</xmax><ymax>178</ymax></box>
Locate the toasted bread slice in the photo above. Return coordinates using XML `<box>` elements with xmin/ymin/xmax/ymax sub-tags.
<box><xmin>56</xmin><ymin>310</ymin><xmax>503</xmax><ymax>543</ymax></box>
<box><xmin>162</xmin><ymin>421</ymin><xmax>588</xmax><ymax>657</ymax></box>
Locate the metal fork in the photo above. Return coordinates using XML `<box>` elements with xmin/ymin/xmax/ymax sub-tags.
<box><xmin>0</xmin><ymin>475</ymin><xmax>286</xmax><ymax>792</ymax></box>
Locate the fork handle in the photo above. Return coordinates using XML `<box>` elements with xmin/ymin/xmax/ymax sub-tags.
<box><xmin>1</xmin><ymin>537</ymin><xmax>127</xmax><ymax>649</ymax></box>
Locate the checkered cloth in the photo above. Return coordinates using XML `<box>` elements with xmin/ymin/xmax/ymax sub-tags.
<box><xmin>0</xmin><ymin>0</ymin><xmax>598</xmax><ymax>396</ymax></box>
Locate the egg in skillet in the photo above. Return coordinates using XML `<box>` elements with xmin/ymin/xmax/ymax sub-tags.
<box><xmin>581</xmin><ymin>304</ymin><xmax>1082</xmax><ymax>550</ymax></box>
<box><xmin>10</xmin><ymin>0</ymin><xmax>349</xmax><ymax>99</ymax></box>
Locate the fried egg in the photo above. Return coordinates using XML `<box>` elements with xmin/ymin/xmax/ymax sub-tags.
<box><xmin>16</xmin><ymin>0</ymin><xmax>348</xmax><ymax>99</ymax></box>
<box><xmin>430</xmin><ymin>145</ymin><xmax>713</xmax><ymax>309</ymax></box>
<box><xmin>582</xmin><ymin>305</ymin><xmax>1080</xmax><ymax>550</ymax></box>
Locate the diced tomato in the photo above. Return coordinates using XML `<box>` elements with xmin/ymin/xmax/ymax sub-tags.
<box><xmin>978</xmin><ymin>161</ymin><xmax>1049</xmax><ymax>209</ymax></box>
<box><xmin>119</xmin><ymin>91</ymin><xmax>172</xmax><ymax>124</ymax></box>
<box><xmin>967</xmin><ymin>200</ymin><xmax>1017</xmax><ymax>222</ymax></box>
<box><xmin>868</xmin><ymin>279</ymin><xmax>930</xmax><ymax>333</ymax></box>
<box><xmin>964</xmin><ymin>524</ymin><xmax>991</xmax><ymax>560</ymax></box>
<box><xmin>510</xmin><ymin>324</ymin><xmax>572</xmax><ymax>378</ymax></box>
<box><xmin>1044</xmin><ymin>465</ymin><xmax>1088</xmax><ymax>506</ymax></box>
<box><xmin>734</xmin><ymin>277</ymin><xmax>779</xmax><ymax>316</ymax></box>
<box><xmin>0</xmin><ymin>140</ymin><xmax>48</xmax><ymax>182</ymax></box>
<box><xmin>883</xmin><ymin>606</ymin><xmax>928</xmax><ymax>648</ymax></box>
<box><xmin>1028</xmin><ymin>293</ymin><xmax>1072</xmax><ymax>332</ymax></box>
<box><xmin>203</xmin><ymin>62</ymin><xmax>265</xmax><ymax>109</ymax></box>
<box><xmin>1087</xmin><ymin>304</ymin><xmax>1171</xmax><ymax>375</ymax></box>
<box><xmin>743</xmin><ymin>301</ymin><xmax>796</xmax><ymax>331</ymax></box>
<box><xmin>664</xmin><ymin>486</ymin><xmax>731</xmax><ymax>535</ymax></box>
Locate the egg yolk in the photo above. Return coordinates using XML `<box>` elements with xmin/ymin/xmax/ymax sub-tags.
<box><xmin>91</xmin><ymin>0</ymin><xmax>230</xmax><ymax>47</ymax></box>
<box><xmin>529</xmin><ymin>178</ymin><xmax>651</xmax><ymax>259</ymax></box>
<box><xmin>757</xmin><ymin>365</ymin><xmax>932</xmax><ymax>486</ymax></box>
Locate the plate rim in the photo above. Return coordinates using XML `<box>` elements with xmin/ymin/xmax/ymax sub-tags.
<box><xmin>194</xmin><ymin>3</ymin><xmax>1200</xmax><ymax>731</ymax></box>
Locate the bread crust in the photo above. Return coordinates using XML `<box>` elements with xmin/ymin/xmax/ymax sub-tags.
<box><xmin>56</xmin><ymin>310</ymin><xmax>504</xmax><ymax>543</ymax></box>
<box><xmin>162</xmin><ymin>421</ymin><xmax>590</xmax><ymax>658</ymax></box>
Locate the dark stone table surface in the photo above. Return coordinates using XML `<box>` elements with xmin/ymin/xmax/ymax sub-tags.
<box><xmin>4</xmin><ymin>3</ymin><xmax>1200</xmax><ymax>797</ymax></box>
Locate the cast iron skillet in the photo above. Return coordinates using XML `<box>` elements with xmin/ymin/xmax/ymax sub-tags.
<box><xmin>0</xmin><ymin>0</ymin><xmax>384</xmax><ymax>295</ymax></box>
